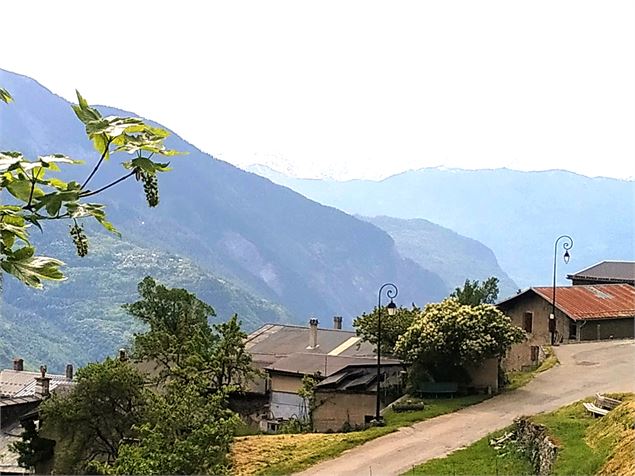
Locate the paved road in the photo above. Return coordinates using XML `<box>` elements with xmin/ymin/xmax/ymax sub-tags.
<box><xmin>296</xmin><ymin>340</ymin><xmax>635</xmax><ymax>476</ymax></box>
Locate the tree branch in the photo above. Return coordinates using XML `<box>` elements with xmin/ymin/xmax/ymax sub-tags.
<box><xmin>27</xmin><ymin>167</ymin><xmax>42</xmax><ymax>208</ymax></box>
<box><xmin>31</xmin><ymin>212</ymin><xmax>71</xmax><ymax>221</ymax></box>
<box><xmin>81</xmin><ymin>138</ymin><xmax>113</xmax><ymax>190</ymax></box>
<box><xmin>92</xmin><ymin>425</ymin><xmax>118</xmax><ymax>460</ymax></box>
<box><xmin>80</xmin><ymin>171</ymin><xmax>135</xmax><ymax>198</ymax></box>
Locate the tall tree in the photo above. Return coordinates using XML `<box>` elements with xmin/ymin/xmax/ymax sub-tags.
<box><xmin>353</xmin><ymin>305</ymin><xmax>420</xmax><ymax>355</ymax></box>
<box><xmin>124</xmin><ymin>276</ymin><xmax>216</xmax><ymax>380</ymax></box>
<box><xmin>201</xmin><ymin>314</ymin><xmax>254</xmax><ymax>390</ymax></box>
<box><xmin>450</xmin><ymin>276</ymin><xmax>500</xmax><ymax>305</ymax></box>
<box><xmin>1</xmin><ymin>88</ymin><xmax>179</xmax><ymax>287</ymax></box>
<box><xmin>125</xmin><ymin>276</ymin><xmax>256</xmax><ymax>391</ymax></box>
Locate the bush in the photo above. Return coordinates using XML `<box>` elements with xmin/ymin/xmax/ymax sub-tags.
<box><xmin>392</xmin><ymin>396</ymin><xmax>427</xmax><ymax>412</ymax></box>
<box><xmin>277</xmin><ymin>418</ymin><xmax>310</xmax><ymax>434</ymax></box>
<box><xmin>393</xmin><ymin>402</ymin><xmax>426</xmax><ymax>412</ymax></box>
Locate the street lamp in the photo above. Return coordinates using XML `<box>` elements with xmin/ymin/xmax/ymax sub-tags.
<box><xmin>550</xmin><ymin>235</ymin><xmax>573</xmax><ymax>345</ymax></box>
<box><xmin>376</xmin><ymin>283</ymin><xmax>398</xmax><ymax>423</ymax></box>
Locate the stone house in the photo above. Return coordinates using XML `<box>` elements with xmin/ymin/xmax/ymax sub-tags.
<box><xmin>312</xmin><ymin>364</ymin><xmax>401</xmax><ymax>432</ymax></box>
<box><xmin>244</xmin><ymin>318</ymin><xmax>404</xmax><ymax>431</ymax></box>
<box><xmin>498</xmin><ymin>284</ymin><xmax>635</xmax><ymax>370</ymax></box>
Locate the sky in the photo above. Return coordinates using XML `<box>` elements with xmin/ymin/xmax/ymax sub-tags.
<box><xmin>2</xmin><ymin>1</ymin><xmax>634</xmax><ymax>180</ymax></box>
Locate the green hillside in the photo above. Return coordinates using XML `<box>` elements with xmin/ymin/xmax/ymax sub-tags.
<box><xmin>1</xmin><ymin>224</ymin><xmax>292</xmax><ymax>372</ymax></box>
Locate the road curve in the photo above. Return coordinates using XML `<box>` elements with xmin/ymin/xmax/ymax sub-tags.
<box><xmin>295</xmin><ymin>340</ymin><xmax>635</xmax><ymax>476</ymax></box>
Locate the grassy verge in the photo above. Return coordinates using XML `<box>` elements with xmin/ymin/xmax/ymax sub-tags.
<box><xmin>231</xmin><ymin>394</ymin><xmax>490</xmax><ymax>475</ymax></box>
<box><xmin>505</xmin><ymin>346</ymin><xmax>559</xmax><ymax>391</ymax></box>
<box><xmin>404</xmin><ymin>427</ymin><xmax>533</xmax><ymax>475</ymax></box>
<box><xmin>532</xmin><ymin>393</ymin><xmax>634</xmax><ymax>475</ymax></box>
<box><xmin>407</xmin><ymin>393</ymin><xmax>634</xmax><ymax>476</ymax></box>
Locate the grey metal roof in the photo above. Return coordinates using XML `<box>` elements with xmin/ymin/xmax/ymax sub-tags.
<box><xmin>246</xmin><ymin>323</ymin><xmax>376</xmax><ymax>358</ymax></box>
<box><xmin>0</xmin><ymin>395</ymin><xmax>41</xmax><ymax>407</ymax></box>
<box><xmin>0</xmin><ymin>370</ymin><xmax>72</xmax><ymax>398</ymax></box>
<box><xmin>316</xmin><ymin>367</ymin><xmax>386</xmax><ymax>392</ymax></box>
<box><xmin>265</xmin><ymin>352</ymin><xmax>400</xmax><ymax>377</ymax></box>
<box><xmin>567</xmin><ymin>261</ymin><xmax>635</xmax><ymax>283</ymax></box>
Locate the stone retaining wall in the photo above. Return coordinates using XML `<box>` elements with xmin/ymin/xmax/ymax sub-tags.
<box><xmin>514</xmin><ymin>417</ymin><xmax>558</xmax><ymax>476</ymax></box>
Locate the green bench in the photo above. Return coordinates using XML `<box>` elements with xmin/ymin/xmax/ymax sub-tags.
<box><xmin>413</xmin><ymin>382</ymin><xmax>458</xmax><ymax>398</ymax></box>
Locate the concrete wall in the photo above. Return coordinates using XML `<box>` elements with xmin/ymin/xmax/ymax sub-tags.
<box><xmin>465</xmin><ymin>358</ymin><xmax>499</xmax><ymax>392</ymax></box>
<box><xmin>244</xmin><ymin>361</ymin><xmax>271</xmax><ymax>394</ymax></box>
<box><xmin>312</xmin><ymin>392</ymin><xmax>376</xmax><ymax>432</ymax></box>
<box><xmin>579</xmin><ymin>318</ymin><xmax>634</xmax><ymax>340</ymax></box>
<box><xmin>270</xmin><ymin>374</ymin><xmax>303</xmax><ymax>394</ymax></box>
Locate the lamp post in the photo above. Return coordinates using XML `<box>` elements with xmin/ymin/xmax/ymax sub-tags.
<box><xmin>550</xmin><ymin>235</ymin><xmax>573</xmax><ymax>345</ymax></box>
<box><xmin>376</xmin><ymin>283</ymin><xmax>398</xmax><ymax>423</ymax></box>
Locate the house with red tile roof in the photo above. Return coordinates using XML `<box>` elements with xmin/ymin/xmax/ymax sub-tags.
<box><xmin>497</xmin><ymin>284</ymin><xmax>635</xmax><ymax>370</ymax></box>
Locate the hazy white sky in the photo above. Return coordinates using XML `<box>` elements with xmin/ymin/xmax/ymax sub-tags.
<box><xmin>2</xmin><ymin>1</ymin><xmax>634</xmax><ymax>180</ymax></box>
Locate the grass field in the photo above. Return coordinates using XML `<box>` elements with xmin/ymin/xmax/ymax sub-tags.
<box><xmin>231</xmin><ymin>394</ymin><xmax>490</xmax><ymax>475</ymax></box>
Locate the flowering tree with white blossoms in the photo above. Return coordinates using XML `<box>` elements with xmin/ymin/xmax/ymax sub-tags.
<box><xmin>395</xmin><ymin>297</ymin><xmax>525</xmax><ymax>382</ymax></box>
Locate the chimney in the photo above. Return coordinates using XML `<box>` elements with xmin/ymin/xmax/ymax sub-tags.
<box><xmin>307</xmin><ymin>318</ymin><xmax>319</xmax><ymax>350</ymax></box>
<box><xmin>13</xmin><ymin>358</ymin><xmax>24</xmax><ymax>371</ymax></box>
<box><xmin>65</xmin><ymin>364</ymin><xmax>74</xmax><ymax>380</ymax></box>
<box><xmin>333</xmin><ymin>316</ymin><xmax>343</xmax><ymax>330</ymax></box>
<box><xmin>118</xmin><ymin>348</ymin><xmax>128</xmax><ymax>362</ymax></box>
<box><xmin>35</xmin><ymin>365</ymin><xmax>51</xmax><ymax>398</ymax></box>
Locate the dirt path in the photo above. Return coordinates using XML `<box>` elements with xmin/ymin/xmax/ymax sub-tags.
<box><xmin>296</xmin><ymin>340</ymin><xmax>635</xmax><ymax>476</ymax></box>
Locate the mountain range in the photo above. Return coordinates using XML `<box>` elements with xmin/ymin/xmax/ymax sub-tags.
<box><xmin>248</xmin><ymin>165</ymin><xmax>634</xmax><ymax>287</ymax></box>
<box><xmin>361</xmin><ymin>216</ymin><xmax>517</xmax><ymax>297</ymax></box>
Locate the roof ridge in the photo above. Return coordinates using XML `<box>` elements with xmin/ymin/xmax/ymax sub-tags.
<box><xmin>532</xmin><ymin>283</ymin><xmax>633</xmax><ymax>290</ymax></box>
<box><xmin>567</xmin><ymin>260</ymin><xmax>635</xmax><ymax>277</ymax></box>
<box><xmin>250</xmin><ymin>322</ymin><xmax>356</xmax><ymax>333</ymax></box>
<box><xmin>0</xmin><ymin>369</ymin><xmax>69</xmax><ymax>378</ymax></box>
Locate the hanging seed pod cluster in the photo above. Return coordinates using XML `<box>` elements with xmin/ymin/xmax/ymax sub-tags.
<box><xmin>141</xmin><ymin>172</ymin><xmax>159</xmax><ymax>207</ymax></box>
<box><xmin>69</xmin><ymin>222</ymin><xmax>88</xmax><ymax>257</ymax></box>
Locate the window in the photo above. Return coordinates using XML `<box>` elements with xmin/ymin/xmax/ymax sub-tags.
<box><xmin>523</xmin><ymin>312</ymin><xmax>533</xmax><ymax>333</ymax></box>
<box><xmin>530</xmin><ymin>345</ymin><xmax>539</xmax><ymax>362</ymax></box>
